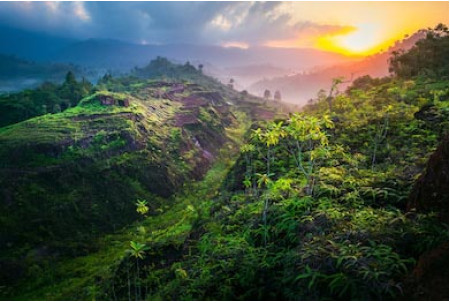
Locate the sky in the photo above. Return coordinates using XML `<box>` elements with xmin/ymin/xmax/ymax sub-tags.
<box><xmin>0</xmin><ymin>1</ymin><xmax>448</xmax><ymax>56</ymax></box>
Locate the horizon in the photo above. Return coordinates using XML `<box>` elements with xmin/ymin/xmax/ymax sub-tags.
<box><xmin>0</xmin><ymin>1</ymin><xmax>448</xmax><ymax>57</ymax></box>
<box><xmin>0</xmin><ymin>1</ymin><xmax>449</xmax><ymax>301</ymax></box>
<box><xmin>0</xmin><ymin>1</ymin><xmax>448</xmax><ymax>103</ymax></box>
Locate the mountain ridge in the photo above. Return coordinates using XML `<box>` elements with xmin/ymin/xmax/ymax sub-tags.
<box><xmin>249</xmin><ymin>30</ymin><xmax>428</xmax><ymax>104</ymax></box>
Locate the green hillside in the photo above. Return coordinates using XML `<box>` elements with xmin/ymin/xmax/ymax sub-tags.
<box><xmin>0</xmin><ymin>71</ymin><xmax>93</xmax><ymax>127</ymax></box>
<box><xmin>0</xmin><ymin>28</ymin><xmax>448</xmax><ymax>301</ymax></box>
<box><xmin>0</xmin><ymin>63</ymin><xmax>285</xmax><ymax>297</ymax></box>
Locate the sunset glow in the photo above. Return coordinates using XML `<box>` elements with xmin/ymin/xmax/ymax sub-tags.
<box><xmin>0</xmin><ymin>2</ymin><xmax>448</xmax><ymax>300</ymax></box>
<box><xmin>316</xmin><ymin>23</ymin><xmax>385</xmax><ymax>56</ymax></box>
<box><xmin>278</xmin><ymin>1</ymin><xmax>449</xmax><ymax>56</ymax></box>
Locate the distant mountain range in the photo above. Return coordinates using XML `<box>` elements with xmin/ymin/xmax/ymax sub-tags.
<box><xmin>249</xmin><ymin>30</ymin><xmax>428</xmax><ymax>104</ymax></box>
<box><xmin>0</xmin><ymin>24</ymin><xmax>354</xmax><ymax>70</ymax></box>
<box><xmin>0</xmin><ymin>54</ymin><xmax>84</xmax><ymax>92</ymax></box>
<box><xmin>0</xmin><ymin>25</ymin><xmax>75</xmax><ymax>61</ymax></box>
<box><xmin>53</xmin><ymin>40</ymin><xmax>355</xmax><ymax>72</ymax></box>
<box><xmin>0</xmin><ymin>24</ymin><xmax>429</xmax><ymax>99</ymax></box>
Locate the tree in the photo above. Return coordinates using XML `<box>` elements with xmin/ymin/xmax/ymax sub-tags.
<box><xmin>135</xmin><ymin>199</ymin><xmax>149</xmax><ymax>215</ymax></box>
<box><xmin>326</xmin><ymin>77</ymin><xmax>344</xmax><ymax>112</ymax></box>
<box><xmin>274</xmin><ymin>90</ymin><xmax>282</xmax><ymax>101</ymax></box>
<box><xmin>252</xmin><ymin>121</ymin><xmax>287</xmax><ymax>245</ymax></box>
<box><xmin>389</xmin><ymin>24</ymin><xmax>449</xmax><ymax>79</ymax></box>
<box><xmin>53</xmin><ymin>104</ymin><xmax>61</xmax><ymax>113</ymax></box>
<box><xmin>264</xmin><ymin>89</ymin><xmax>271</xmax><ymax>99</ymax></box>
<box><xmin>128</xmin><ymin>240</ymin><xmax>147</xmax><ymax>259</ymax></box>
<box><xmin>59</xmin><ymin>71</ymin><xmax>93</xmax><ymax>107</ymax></box>
<box><xmin>100</xmin><ymin>73</ymin><xmax>113</xmax><ymax>84</ymax></box>
<box><xmin>64</xmin><ymin>71</ymin><xmax>77</xmax><ymax>85</ymax></box>
<box><xmin>240</xmin><ymin>144</ymin><xmax>256</xmax><ymax>195</ymax></box>
<box><xmin>198</xmin><ymin>64</ymin><xmax>204</xmax><ymax>73</ymax></box>
<box><xmin>285</xmin><ymin>114</ymin><xmax>334</xmax><ymax>195</ymax></box>
<box><xmin>126</xmin><ymin>241</ymin><xmax>149</xmax><ymax>300</ymax></box>
<box><xmin>228</xmin><ymin>78</ymin><xmax>235</xmax><ymax>89</ymax></box>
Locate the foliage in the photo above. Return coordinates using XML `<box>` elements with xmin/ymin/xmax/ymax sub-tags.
<box><xmin>0</xmin><ymin>71</ymin><xmax>93</xmax><ymax>127</ymax></box>
<box><xmin>126</xmin><ymin>241</ymin><xmax>149</xmax><ymax>260</ymax></box>
<box><xmin>389</xmin><ymin>24</ymin><xmax>449</xmax><ymax>79</ymax></box>
<box><xmin>1</xmin><ymin>34</ymin><xmax>448</xmax><ymax>301</ymax></box>
<box><xmin>135</xmin><ymin>200</ymin><xmax>149</xmax><ymax>215</ymax></box>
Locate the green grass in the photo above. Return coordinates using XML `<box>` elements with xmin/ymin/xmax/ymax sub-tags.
<box><xmin>9</xmin><ymin>110</ymin><xmax>250</xmax><ymax>300</ymax></box>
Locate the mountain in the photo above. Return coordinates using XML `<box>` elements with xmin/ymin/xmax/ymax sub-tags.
<box><xmin>48</xmin><ymin>38</ymin><xmax>357</xmax><ymax>94</ymax></box>
<box><xmin>205</xmin><ymin>64</ymin><xmax>293</xmax><ymax>91</ymax></box>
<box><xmin>0</xmin><ymin>59</ymin><xmax>288</xmax><ymax>296</ymax></box>
<box><xmin>0</xmin><ymin>24</ymin><xmax>355</xmax><ymax>93</ymax></box>
<box><xmin>1</xmin><ymin>31</ymin><xmax>448</xmax><ymax>300</ymax></box>
<box><xmin>0</xmin><ymin>54</ymin><xmax>84</xmax><ymax>93</ymax></box>
<box><xmin>53</xmin><ymin>39</ymin><xmax>354</xmax><ymax>72</ymax></box>
<box><xmin>0</xmin><ymin>25</ymin><xmax>76</xmax><ymax>61</ymax></box>
<box><xmin>0</xmin><ymin>25</ymin><xmax>359</xmax><ymax>95</ymax></box>
<box><xmin>249</xmin><ymin>30</ymin><xmax>428</xmax><ymax>104</ymax></box>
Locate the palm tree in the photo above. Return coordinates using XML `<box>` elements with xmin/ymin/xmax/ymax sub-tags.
<box><xmin>126</xmin><ymin>241</ymin><xmax>149</xmax><ymax>300</ymax></box>
<box><xmin>135</xmin><ymin>199</ymin><xmax>149</xmax><ymax>215</ymax></box>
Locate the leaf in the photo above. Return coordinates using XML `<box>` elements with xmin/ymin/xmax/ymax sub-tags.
<box><xmin>175</xmin><ymin>268</ymin><xmax>188</xmax><ymax>279</ymax></box>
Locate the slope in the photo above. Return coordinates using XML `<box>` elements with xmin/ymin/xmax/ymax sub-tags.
<box><xmin>7</xmin><ymin>59</ymin><xmax>447</xmax><ymax>301</ymax></box>
<box><xmin>0</xmin><ymin>64</ymin><xmax>285</xmax><ymax>297</ymax></box>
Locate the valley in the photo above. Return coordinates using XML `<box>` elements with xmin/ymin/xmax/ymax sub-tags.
<box><xmin>0</xmin><ymin>3</ymin><xmax>448</xmax><ymax>300</ymax></box>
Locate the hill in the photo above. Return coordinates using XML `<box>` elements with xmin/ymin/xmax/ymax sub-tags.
<box><xmin>249</xmin><ymin>29</ymin><xmax>428</xmax><ymax>104</ymax></box>
<box><xmin>0</xmin><ymin>71</ymin><xmax>93</xmax><ymax>127</ymax></box>
<box><xmin>0</xmin><ymin>60</ymin><xmax>286</xmax><ymax>297</ymax></box>
<box><xmin>0</xmin><ymin>28</ymin><xmax>448</xmax><ymax>301</ymax></box>
<box><xmin>53</xmin><ymin>39</ymin><xmax>354</xmax><ymax>72</ymax></box>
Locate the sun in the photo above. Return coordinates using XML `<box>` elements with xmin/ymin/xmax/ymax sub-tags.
<box><xmin>317</xmin><ymin>23</ymin><xmax>384</xmax><ymax>56</ymax></box>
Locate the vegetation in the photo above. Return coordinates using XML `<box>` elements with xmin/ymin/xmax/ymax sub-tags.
<box><xmin>0</xmin><ymin>58</ymin><xmax>285</xmax><ymax>299</ymax></box>
<box><xmin>389</xmin><ymin>24</ymin><xmax>449</xmax><ymax>79</ymax></box>
<box><xmin>0</xmin><ymin>71</ymin><xmax>93</xmax><ymax>127</ymax></box>
<box><xmin>0</xmin><ymin>26</ymin><xmax>448</xmax><ymax>300</ymax></box>
<box><xmin>132</xmin><ymin>57</ymin><xmax>206</xmax><ymax>85</ymax></box>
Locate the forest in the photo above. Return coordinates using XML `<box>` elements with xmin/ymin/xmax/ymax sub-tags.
<box><xmin>0</xmin><ymin>24</ymin><xmax>448</xmax><ymax>301</ymax></box>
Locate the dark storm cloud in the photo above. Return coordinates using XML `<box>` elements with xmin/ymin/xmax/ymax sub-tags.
<box><xmin>82</xmin><ymin>2</ymin><xmax>235</xmax><ymax>43</ymax></box>
<box><xmin>0</xmin><ymin>1</ymin><xmax>351</xmax><ymax>46</ymax></box>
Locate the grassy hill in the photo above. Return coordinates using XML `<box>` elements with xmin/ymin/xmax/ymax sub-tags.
<box><xmin>0</xmin><ymin>28</ymin><xmax>448</xmax><ymax>300</ymax></box>
<box><xmin>0</xmin><ymin>62</ymin><xmax>286</xmax><ymax>297</ymax></box>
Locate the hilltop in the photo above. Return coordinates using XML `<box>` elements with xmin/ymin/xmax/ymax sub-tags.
<box><xmin>0</xmin><ymin>59</ymin><xmax>288</xmax><ymax>297</ymax></box>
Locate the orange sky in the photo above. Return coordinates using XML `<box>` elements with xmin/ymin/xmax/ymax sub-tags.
<box><xmin>267</xmin><ymin>1</ymin><xmax>449</xmax><ymax>56</ymax></box>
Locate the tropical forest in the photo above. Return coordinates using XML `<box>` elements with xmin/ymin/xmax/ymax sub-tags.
<box><xmin>0</xmin><ymin>2</ymin><xmax>448</xmax><ymax>301</ymax></box>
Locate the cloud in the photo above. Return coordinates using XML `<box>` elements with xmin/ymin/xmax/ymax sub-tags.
<box><xmin>0</xmin><ymin>1</ymin><xmax>353</xmax><ymax>47</ymax></box>
<box><xmin>0</xmin><ymin>2</ymin><xmax>91</xmax><ymax>36</ymax></box>
<box><xmin>73</xmin><ymin>2</ymin><xmax>90</xmax><ymax>21</ymax></box>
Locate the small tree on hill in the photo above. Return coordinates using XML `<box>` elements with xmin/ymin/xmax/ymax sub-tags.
<box><xmin>228</xmin><ymin>78</ymin><xmax>235</xmax><ymax>89</ymax></box>
<box><xmin>65</xmin><ymin>71</ymin><xmax>77</xmax><ymax>85</ymax></box>
<box><xmin>274</xmin><ymin>90</ymin><xmax>282</xmax><ymax>101</ymax></box>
